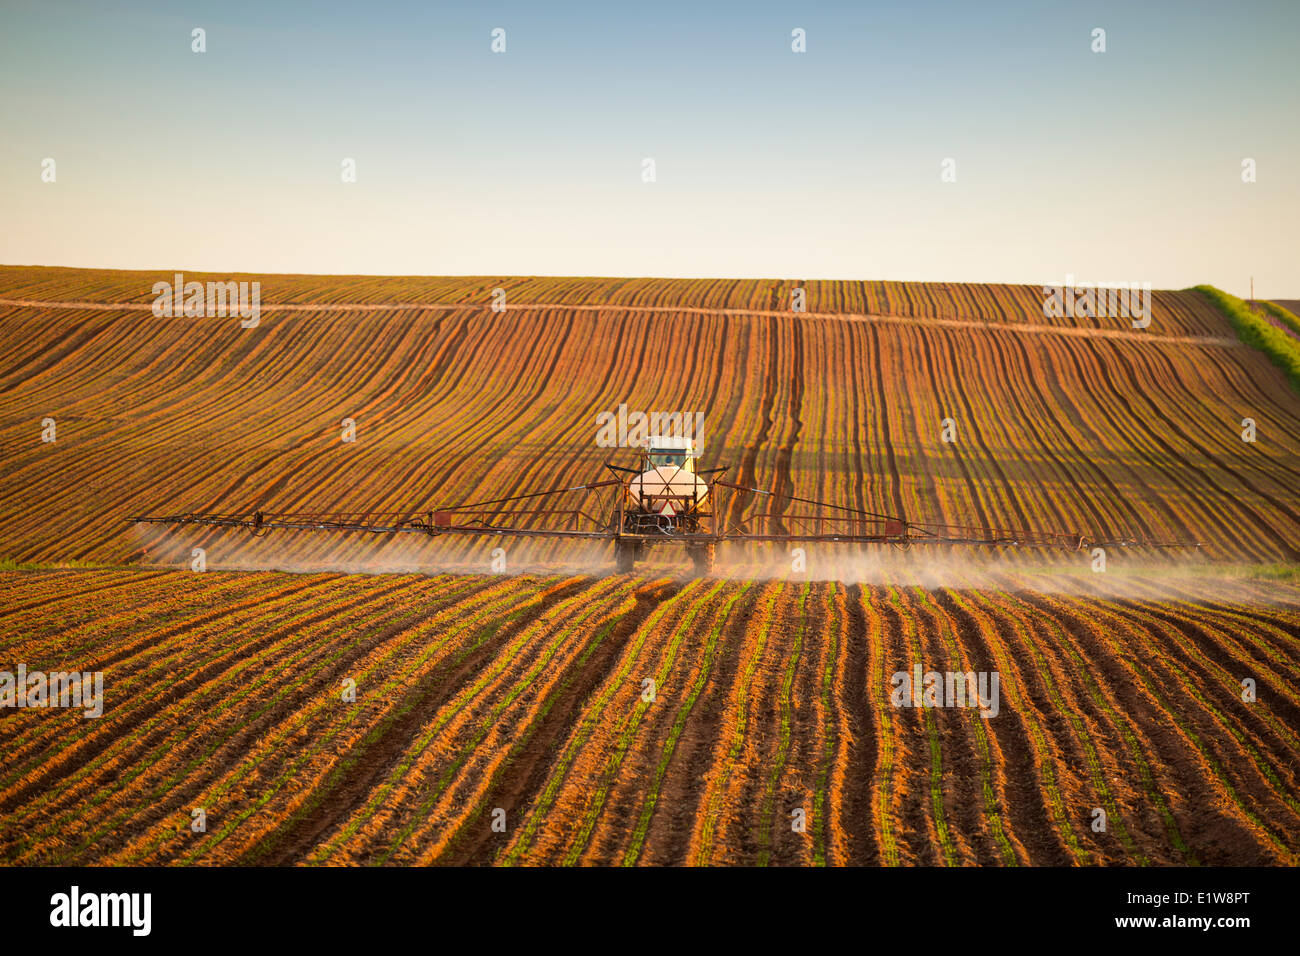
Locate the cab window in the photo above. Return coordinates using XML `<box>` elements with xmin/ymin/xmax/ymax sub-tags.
<box><xmin>650</xmin><ymin>453</ymin><xmax>686</xmax><ymax>469</ymax></box>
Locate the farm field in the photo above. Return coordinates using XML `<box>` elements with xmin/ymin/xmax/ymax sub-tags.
<box><xmin>3</xmin><ymin>266</ymin><xmax>1300</xmax><ymax>568</ymax></box>
<box><xmin>0</xmin><ymin>266</ymin><xmax>1298</xmax><ymax>866</ymax></box>
<box><xmin>1</xmin><ymin>567</ymin><xmax>1298</xmax><ymax>866</ymax></box>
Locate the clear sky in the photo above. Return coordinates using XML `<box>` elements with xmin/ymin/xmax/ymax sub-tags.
<box><xmin>1</xmin><ymin>0</ymin><xmax>1297</xmax><ymax>297</ymax></box>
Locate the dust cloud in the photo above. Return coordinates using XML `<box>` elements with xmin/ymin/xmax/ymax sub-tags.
<box><xmin>127</xmin><ymin>524</ymin><xmax>1296</xmax><ymax>606</ymax></box>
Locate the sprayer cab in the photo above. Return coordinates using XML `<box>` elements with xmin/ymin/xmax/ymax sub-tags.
<box><xmin>645</xmin><ymin>436</ymin><xmax>698</xmax><ymax>472</ymax></box>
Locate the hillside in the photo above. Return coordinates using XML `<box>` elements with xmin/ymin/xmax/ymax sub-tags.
<box><xmin>2</xmin><ymin>269</ymin><xmax>1299</xmax><ymax>568</ymax></box>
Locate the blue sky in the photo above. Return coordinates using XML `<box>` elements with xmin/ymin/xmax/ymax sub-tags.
<box><xmin>1</xmin><ymin>0</ymin><xmax>1297</xmax><ymax>296</ymax></box>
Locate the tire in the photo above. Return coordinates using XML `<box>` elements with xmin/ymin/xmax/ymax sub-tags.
<box><xmin>615</xmin><ymin>539</ymin><xmax>637</xmax><ymax>573</ymax></box>
<box><xmin>689</xmin><ymin>542</ymin><xmax>715</xmax><ymax>575</ymax></box>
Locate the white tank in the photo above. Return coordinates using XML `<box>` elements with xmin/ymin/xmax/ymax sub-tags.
<box><xmin>627</xmin><ymin>466</ymin><xmax>709</xmax><ymax>515</ymax></box>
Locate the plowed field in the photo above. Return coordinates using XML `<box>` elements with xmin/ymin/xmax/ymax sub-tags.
<box><xmin>1</xmin><ymin>569</ymin><xmax>1297</xmax><ymax>865</ymax></box>
<box><xmin>0</xmin><ymin>267</ymin><xmax>1297</xmax><ymax>865</ymax></box>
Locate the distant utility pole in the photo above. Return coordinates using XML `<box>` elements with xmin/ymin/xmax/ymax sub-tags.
<box><xmin>1251</xmin><ymin>276</ymin><xmax>1254</xmax><ymax>300</ymax></box>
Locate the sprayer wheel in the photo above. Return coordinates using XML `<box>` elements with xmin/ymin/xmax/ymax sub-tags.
<box><xmin>689</xmin><ymin>542</ymin><xmax>715</xmax><ymax>575</ymax></box>
<box><xmin>615</xmin><ymin>539</ymin><xmax>637</xmax><ymax>573</ymax></box>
